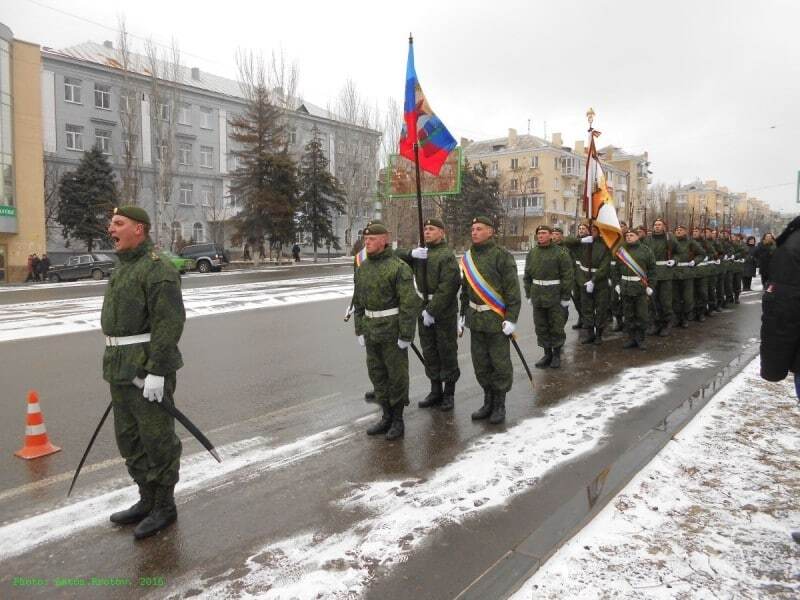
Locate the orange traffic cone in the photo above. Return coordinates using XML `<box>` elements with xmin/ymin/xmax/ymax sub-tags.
<box><xmin>15</xmin><ymin>390</ymin><xmax>61</xmax><ymax>459</ymax></box>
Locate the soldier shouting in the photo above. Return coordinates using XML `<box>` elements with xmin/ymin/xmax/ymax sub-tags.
<box><xmin>103</xmin><ymin>206</ymin><xmax>185</xmax><ymax>540</ymax></box>
<box><xmin>353</xmin><ymin>222</ymin><xmax>420</xmax><ymax>440</ymax></box>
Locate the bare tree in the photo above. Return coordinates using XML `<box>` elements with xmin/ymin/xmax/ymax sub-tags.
<box><xmin>43</xmin><ymin>162</ymin><xmax>63</xmax><ymax>241</ymax></box>
<box><xmin>268</xmin><ymin>47</ymin><xmax>301</xmax><ymax>110</ymax></box>
<box><xmin>117</xmin><ymin>16</ymin><xmax>140</xmax><ymax>204</ymax></box>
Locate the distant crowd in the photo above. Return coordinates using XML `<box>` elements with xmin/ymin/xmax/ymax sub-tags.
<box><xmin>25</xmin><ymin>253</ymin><xmax>51</xmax><ymax>282</ymax></box>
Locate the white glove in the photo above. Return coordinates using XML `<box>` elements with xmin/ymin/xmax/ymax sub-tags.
<box><xmin>458</xmin><ymin>315</ymin><xmax>465</xmax><ymax>335</ymax></box>
<box><xmin>421</xmin><ymin>309</ymin><xmax>435</xmax><ymax>327</ymax></box>
<box><xmin>581</xmin><ymin>236</ymin><xmax>593</xmax><ymax>244</ymax></box>
<box><xmin>585</xmin><ymin>280</ymin><xmax>594</xmax><ymax>294</ymax></box>
<box><xmin>411</xmin><ymin>246</ymin><xmax>428</xmax><ymax>260</ymax></box>
<box><xmin>397</xmin><ymin>339</ymin><xmax>411</xmax><ymax>350</ymax></box>
<box><xmin>501</xmin><ymin>320</ymin><xmax>516</xmax><ymax>336</ymax></box>
<box><xmin>132</xmin><ymin>376</ymin><xmax>145</xmax><ymax>389</ymax></box>
<box><xmin>357</xmin><ymin>334</ymin><xmax>365</xmax><ymax>347</ymax></box>
<box><xmin>715</xmin><ymin>259</ymin><xmax>721</xmax><ymax>265</ymax></box>
<box><xmin>615</xmin><ymin>285</ymin><xmax>621</xmax><ymax>294</ymax></box>
<box><xmin>688</xmin><ymin>260</ymin><xmax>695</xmax><ymax>267</ymax></box>
<box><xmin>527</xmin><ymin>296</ymin><xmax>533</xmax><ymax>305</ymax></box>
<box><xmin>142</xmin><ymin>374</ymin><xmax>165</xmax><ymax>403</ymax></box>
<box><xmin>645</xmin><ymin>287</ymin><xmax>654</xmax><ymax>297</ymax></box>
<box><xmin>666</xmin><ymin>259</ymin><xmax>675</xmax><ymax>267</ymax></box>
<box><xmin>560</xmin><ymin>300</ymin><xmax>571</xmax><ymax>308</ymax></box>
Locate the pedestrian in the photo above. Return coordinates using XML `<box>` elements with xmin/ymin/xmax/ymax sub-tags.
<box><xmin>743</xmin><ymin>235</ymin><xmax>757</xmax><ymax>290</ymax></box>
<box><xmin>31</xmin><ymin>253</ymin><xmax>41</xmax><ymax>282</ymax></box>
<box><xmin>38</xmin><ymin>253</ymin><xmax>51</xmax><ymax>281</ymax></box>
<box><xmin>563</xmin><ymin>223</ymin><xmax>611</xmax><ymax>344</ymax></box>
<box><xmin>755</xmin><ymin>233</ymin><xmax>776</xmax><ymax>285</ymax></box>
<box><xmin>102</xmin><ymin>205</ymin><xmax>186</xmax><ymax>540</ymax></box>
<box><xmin>292</xmin><ymin>243</ymin><xmax>301</xmax><ymax>263</ymax></box>
<box><xmin>460</xmin><ymin>216</ymin><xmax>521</xmax><ymax>425</ymax></box>
<box><xmin>614</xmin><ymin>229</ymin><xmax>656</xmax><ymax>349</ymax></box>
<box><xmin>396</xmin><ymin>218</ymin><xmax>461</xmax><ymax>411</ymax></box>
<box><xmin>523</xmin><ymin>225</ymin><xmax>574</xmax><ymax>369</ymax></box>
<box><xmin>758</xmin><ymin>216</ymin><xmax>800</xmax><ymax>544</ymax></box>
<box><xmin>25</xmin><ymin>254</ymin><xmax>34</xmax><ymax>282</ymax></box>
<box><xmin>352</xmin><ymin>222</ymin><xmax>419</xmax><ymax>440</ymax></box>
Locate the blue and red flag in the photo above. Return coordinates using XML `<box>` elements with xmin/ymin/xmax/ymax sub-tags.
<box><xmin>399</xmin><ymin>39</ymin><xmax>456</xmax><ymax>176</ymax></box>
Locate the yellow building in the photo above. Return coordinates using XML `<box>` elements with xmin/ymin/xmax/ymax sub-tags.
<box><xmin>675</xmin><ymin>180</ymin><xmax>731</xmax><ymax>228</ymax></box>
<box><xmin>0</xmin><ymin>23</ymin><xmax>45</xmax><ymax>283</ymax></box>
<box><xmin>598</xmin><ymin>146</ymin><xmax>651</xmax><ymax>227</ymax></box>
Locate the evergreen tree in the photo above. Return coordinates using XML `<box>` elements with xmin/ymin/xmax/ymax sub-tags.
<box><xmin>297</xmin><ymin>126</ymin><xmax>346</xmax><ymax>262</ymax></box>
<box><xmin>229</xmin><ymin>83</ymin><xmax>299</xmax><ymax>262</ymax></box>
<box><xmin>57</xmin><ymin>145</ymin><xmax>119</xmax><ymax>252</ymax></box>
<box><xmin>443</xmin><ymin>159</ymin><xmax>503</xmax><ymax>248</ymax></box>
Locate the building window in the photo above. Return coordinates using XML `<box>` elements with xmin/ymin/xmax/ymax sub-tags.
<box><xmin>94</xmin><ymin>83</ymin><xmax>111</xmax><ymax>110</ymax></box>
<box><xmin>156</xmin><ymin>142</ymin><xmax>168</xmax><ymax>162</ymax></box>
<box><xmin>228</xmin><ymin>192</ymin><xmax>241</xmax><ymax>208</ymax></box>
<box><xmin>122</xmin><ymin>135</ymin><xmax>138</xmax><ymax>158</ymax></box>
<box><xmin>201</xmin><ymin>185</ymin><xmax>213</xmax><ymax>206</ymax></box>
<box><xmin>490</xmin><ymin>161</ymin><xmax>498</xmax><ymax>177</ymax></box>
<box><xmin>120</xmin><ymin>92</ymin><xmax>134</xmax><ymax>113</ymax></box>
<box><xmin>510</xmin><ymin>158</ymin><xmax>519</xmax><ymax>170</ymax></box>
<box><xmin>554</xmin><ymin>177</ymin><xmax>560</xmax><ymax>191</ymax></box>
<box><xmin>554</xmin><ymin>157</ymin><xmax>559</xmax><ymax>170</ymax></box>
<box><xmin>200</xmin><ymin>107</ymin><xmax>213</xmax><ymax>129</ymax></box>
<box><xmin>158</xmin><ymin>102</ymin><xmax>170</xmax><ymax>121</ymax></box>
<box><xmin>95</xmin><ymin>129</ymin><xmax>112</xmax><ymax>154</ymax></box>
<box><xmin>531</xmin><ymin>154</ymin><xmax>539</xmax><ymax>169</ymax></box>
<box><xmin>193</xmin><ymin>222</ymin><xmax>205</xmax><ymax>242</ymax></box>
<box><xmin>200</xmin><ymin>146</ymin><xmax>213</xmax><ymax>168</ymax></box>
<box><xmin>66</xmin><ymin>124</ymin><xmax>84</xmax><ymax>151</ymax></box>
<box><xmin>178</xmin><ymin>103</ymin><xmax>191</xmax><ymax>125</ymax></box>
<box><xmin>178</xmin><ymin>142</ymin><xmax>192</xmax><ymax>166</ymax></box>
<box><xmin>171</xmin><ymin>221</ymin><xmax>183</xmax><ymax>242</ymax></box>
<box><xmin>510</xmin><ymin>178</ymin><xmax>518</xmax><ymax>191</ymax></box>
<box><xmin>64</xmin><ymin>77</ymin><xmax>81</xmax><ymax>104</ymax></box>
<box><xmin>179</xmin><ymin>184</ymin><xmax>193</xmax><ymax>205</ymax></box>
<box><xmin>530</xmin><ymin>176</ymin><xmax>539</xmax><ymax>190</ymax></box>
<box><xmin>288</xmin><ymin>128</ymin><xmax>297</xmax><ymax>145</ymax></box>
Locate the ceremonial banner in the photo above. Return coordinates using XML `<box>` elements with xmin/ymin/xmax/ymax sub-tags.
<box><xmin>583</xmin><ymin>134</ymin><xmax>622</xmax><ymax>252</ymax></box>
<box><xmin>383</xmin><ymin>147</ymin><xmax>462</xmax><ymax>199</ymax></box>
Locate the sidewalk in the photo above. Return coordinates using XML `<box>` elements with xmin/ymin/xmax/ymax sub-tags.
<box><xmin>510</xmin><ymin>357</ymin><xmax>800</xmax><ymax>599</ymax></box>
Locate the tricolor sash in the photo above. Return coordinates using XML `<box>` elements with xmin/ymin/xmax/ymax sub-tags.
<box><xmin>354</xmin><ymin>247</ymin><xmax>367</xmax><ymax>268</ymax></box>
<box><xmin>615</xmin><ymin>247</ymin><xmax>649</xmax><ymax>287</ymax></box>
<box><xmin>460</xmin><ymin>250</ymin><xmax>506</xmax><ymax>318</ymax></box>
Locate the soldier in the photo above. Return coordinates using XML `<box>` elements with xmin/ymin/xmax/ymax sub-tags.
<box><xmin>523</xmin><ymin>225</ymin><xmax>574</xmax><ymax>369</ymax></box>
<box><xmin>671</xmin><ymin>224</ymin><xmax>705</xmax><ymax>328</ymax></box>
<box><xmin>615</xmin><ymin>229</ymin><xmax>656</xmax><ymax>349</ymax></box>
<box><xmin>395</xmin><ymin>218</ymin><xmax>461</xmax><ymax>411</ymax></box>
<box><xmin>730</xmin><ymin>233</ymin><xmax>746</xmax><ymax>303</ymax></box>
<box><xmin>347</xmin><ymin>223</ymin><xmax>376</xmax><ymax>403</ymax></box>
<box><xmin>353</xmin><ymin>222</ymin><xmax>420</xmax><ymax>440</ymax></box>
<box><xmin>635</xmin><ymin>225</ymin><xmax>648</xmax><ymax>241</ymax></box>
<box><xmin>643</xmin><ymin>219</ymin><xmax>678</xmax><ymax>336</ymax></box>
<box><xmin>691</xmin><ymin>226</ymin><xmax>712</xmax><ymax>321</ymax></box>
<box><xmin>563</xmin><ymin>223</ymin><xmax>611</xmax><ymax>344</ymax></box>
<box><xmin>720</xmin><ymin>230</ymin><xmax>736</xmax><ymax>305</ymax></box>
<box><xmin>102</xmin><ymin>206</ymin><xmax>185</xmax><ymax>540</ymax></box>
<box><xmin>703</xmin><ymin>227</ymin><xmax>721</xmax><ymax>312</ymax></box>
<box><xmin>710</xmin><ymin>228</ymin><xmax>726</xmax><ymax>311</ymax></box>
<box><xmin>609</xmin><ymin>221</ymin><xmax>629</xmax><ymax>332</ymax></box>
<box><xmin>567</xmin><ymin>223</ymin><xmax>589</xmax><ymax>330</ymax></box>
<box><xmin>551</xmin><ymin>226</ymin><xmax>564</xmax><ymax>246</ymax></box>
<box><xmin>460</xmin><ymin>216</ymin><xmax>521</xmax><ymax>425</ymax></box>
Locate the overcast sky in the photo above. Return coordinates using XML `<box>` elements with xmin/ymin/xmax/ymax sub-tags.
<box><xmin>8</xmin><ymin>0</ymin><xmax>800</xmax><ymax>213</ymax></box>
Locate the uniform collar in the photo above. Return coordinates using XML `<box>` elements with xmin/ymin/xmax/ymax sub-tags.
<box><xmin>117</xmin><ymin>239</ymin><xmax>152</xmax><ymax>264</ymax></box>
<box><xmin>472</xmin><ymin>238</ymin><xmax>496</xmax><ymax>252</ymax></box>
<box><xmin>367</xmin><ymin>246</ymin><xmax>393</xmax><ymax>260</ymax></box>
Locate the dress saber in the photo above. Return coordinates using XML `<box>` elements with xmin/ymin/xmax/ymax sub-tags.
<box><xmin>410</xmin><ymin>341</ymin><xmax>426</xmax><ymax>367</ymax></box>
<box><xmin>510</xmin><ymin>334</ymin><xmax>535</xmax><ymax>389</ymax></box>
<box><xmin>67</xmin><ymin>400</ymin><xmax>112</xmax><ymax>497</ymax></box>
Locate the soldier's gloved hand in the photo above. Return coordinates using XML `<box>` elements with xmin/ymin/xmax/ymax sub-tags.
<box><xmin>132</xmin><ymin>376</ymin><xmax>145</xmax><ymax>389</ymax></box>
<box><xmin>501</xmin><ymin>320</ymin><xmax>516</xmax><ymax>336</ymax></box>
<box><xmin>560</xmin><ymin>299</ymin><xmax>571</xmax><ymax>308</ymax></box>
<box><xmin>458</xmin><ymin>315</ymin><xmax>465</xmax><ymax>335</ymax></box>
<box><xmin>143</xmin><ymin>374</ymin><xmax>165</xmax><ymax>403</ymax></box>
<box><xmin>580</xmin><ymin>236</ymin><xmax>593</xmax><ymax>244</ymax></box>
<box><xmin>645</xmin><ymin>287</ymin><xmax>654</xmax><ymax>297</ymax></box>
<box><xmin>615</xmin><ymin>284</ymin><xmax>621</xmax><ymax>294</ymax></box>
<box><xmin>585</xmin><ymin>280</ymin><xmax>595</xmax><ymax>294</ymax></box>
<box><xmin>688</xmin><ymin>260</ymin><xmax>695</xmax><ymax>267</ymax></box>
<box><xmin>397</xmin><ymin>339</ymin><xmax>411</xmax><ymax>350</ymax></box>
<box><xmin>421</xmin><ymin>309</ymin><xmax>435</xmax><ymax>327</ymax></box>
<box><xmin>715</xmin><ymin>259</ymin><xmax>721</xmax><ymax>265</ymax></box>
<box><xmin>411</xmin><ymin>247</ymin><xmax>428</xmax><ymax>260</ymax></box>
<box><xmin>666</xmin><ymin>259</ymin><xmax>676</xmax><ymax>267</ymax></box>
<box><xmin>357</xmin><ymin>334</ymin><xmax>365</xmax><ymax>347</ymax></box>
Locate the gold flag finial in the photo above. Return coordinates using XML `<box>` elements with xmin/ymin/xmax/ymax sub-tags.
<box><xmin>586</xmin><ymin>107</ymin><xmax>595</xmax><ymax>127</ymax></box>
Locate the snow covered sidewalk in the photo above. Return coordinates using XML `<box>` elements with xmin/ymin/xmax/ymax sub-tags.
<box><xmin>511</xmin><ymin>357</ymin><xmax>800</xmax><ymax>599</ymax></box>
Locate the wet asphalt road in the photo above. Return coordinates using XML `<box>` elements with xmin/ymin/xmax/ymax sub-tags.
<box><xmin>0</xmin><ymin>267</ymin><xmax>763</xmax><ymax>599</ymax></box>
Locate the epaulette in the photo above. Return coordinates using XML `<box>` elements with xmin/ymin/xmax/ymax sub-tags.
<box><xmin>150</xmin><ymin>252</ymin><xmax>160</xmax><ymax>261</ymax></box>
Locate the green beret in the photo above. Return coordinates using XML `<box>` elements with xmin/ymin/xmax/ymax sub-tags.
<box><xmin>363</xmin><ymin>223</ymin><xmax>388</xmax><ymax>235</ymax></box>
<box><xmin>424</xmin><ymin>218</ymin><xmax>445</xmax><ymax>230</ymax></box>
<box><xmin>471</xmin><ymin>216</ymin><xmax>494</xmax><ymax>227</ymax></box>
<box><xmin>535</xmin><ymin>225</ymin><xmax>552</xmax><ymax>233</ymax></box>
<box><xmin>114</xmin><ymin>205</ymin><xmax>150</xmax><ymax>225</ymax></box>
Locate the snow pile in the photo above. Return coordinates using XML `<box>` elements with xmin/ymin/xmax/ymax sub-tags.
<box><xmin>511</xmin><ymin>358</ymin><xmax>800</xmax><ymax>599</ymax></box>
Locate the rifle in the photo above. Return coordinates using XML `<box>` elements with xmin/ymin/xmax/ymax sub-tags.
<box><xmin>664</xmin><ymin>198</ymin><xmax>672</xmax><ymax>260</ymax></box>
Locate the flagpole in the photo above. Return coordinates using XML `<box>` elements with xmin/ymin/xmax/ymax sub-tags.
<box><xmin>409</xmin><ymin>34</ymin><xmax>428</xmax><ymax>300</ymax></box>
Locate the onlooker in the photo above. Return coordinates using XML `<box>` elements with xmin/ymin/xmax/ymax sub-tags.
<box><xmin>25</xmin><ymin>254</ymin><xmax>35</xmax><ymax>282</ymax></box>
<box><xmin>30</xmin><ymin>253</ymin><xmax>41</xmax><ymax>282</ymax></box>
<box><xmin>38</xmin><ymin>254</ymin><xmax>51</xmax><ymax>281</ymax></box>
<box><xmin>743</xmin><ymin>236</ymin><xmax>757</xmax><ymax>290</ymax></box>
<box><xmin>292</xmin><ymin>243</ymin><xmax>301</xmax><ymax>263</ymax></box>
<box><xmin>755</xmin><ymin>233</ymin><xmax>776</xmax><ymax>285</ymax></box>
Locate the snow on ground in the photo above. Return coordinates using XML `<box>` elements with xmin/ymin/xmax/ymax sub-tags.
<box><xmin>169</xmin><ymin>354</ymin><xmax>715</xmax><ymax>599</ymax></box>
<box><xmin>511</xmin><ymin>357</ymin><xmax>800</xmax><ymax>600</ymax></box>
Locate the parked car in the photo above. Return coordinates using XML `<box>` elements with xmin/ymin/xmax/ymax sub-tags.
<box><xmin>162</xmin><ymin>251</ymin><xmax>196</xmax><ymax>275</ymax></box>
<box><xmin>48</xmin><ymin>253</ymin><xmax>116</xmax><ymax>282</ymax></box>
<box><xmin>179</xmin><ymin>243</ymin><xmax>229</xmax><ymax>273</ymax></box>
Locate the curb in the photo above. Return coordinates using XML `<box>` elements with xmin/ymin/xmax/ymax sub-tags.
<box><xmin>454</xmin><ymin>344</ymin><xmax>761</xmax><ymax>600</ymax></box>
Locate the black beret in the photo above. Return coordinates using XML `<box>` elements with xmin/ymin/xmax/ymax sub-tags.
<box><xmin>113</xmin><ymin>205</ymin><xmax>150</xmax><ymax>225</ymax></box>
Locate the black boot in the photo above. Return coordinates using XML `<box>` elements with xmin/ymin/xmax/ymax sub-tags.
<box><xmin>489</xmin><ymin>391</ymin><xmax>506</xmax><ymax>424</ymax></box>
<box><xmin>550</xmin><ymin>346</ymin><xmax>562</xmax><ymax>369</ymax></box>
<box><xmin>110</xmin><ymin>483</ymin><xmax>155</xmax><ymax>525</ymax></box>
<box><xmin>471</xmin><ymin>389</ymin><xmax>493</xmax><ymax>420</ymax></box>
<box><xmin>697</xmin><ymin>311</ymin><xmax>706</xmax><ymax>322</ymax></box>
<box><xmin>612</xmin><ymin>317</ymin><xmax>624</xmax><ymax>332</ymax></box>
<box><xmin>440</xmin><ymin>381</ymin><xmax>455</xmax><ymax>412</ymax></box>
<box><xmin>133</xmin><ymin>485</ymin><xmax>177</xmax><ymax>540</ymax></box>
<box><xmin>593</xmin><ymin>328</ymin><xmax>603</xmax><ymax>345</ymax></box>
<box><xmin>364</xmin><ymin>390</ymin><xmax>376</xmax><ymax>402</ymax></box>
<box><xmin>658</xmin><ymin>323</ymin><xmax>671</xmax><ymax>337</ymax></box>
<box><xmin>637</xmin><ymin>332</ymin><xmax>648</xmax><ymax>350</ymax></box>
<box><xmin>622</xmin><ymin>335</ymin><xmax>638</xmax><ymax>349</ymax></box>
<box><xmin>385</xmin><ymin>404</ymin><xmax>405</xmax><ymax>440</ymax></box>
<box><xmin>580</xmin><ymin>327</ymin><xmax>596</xmax><ymax>344</ymax></box>
<box><xmin>734</xmin><ymin>294</ymin><xmax>740</xmax><ymax>304</ymax></box>
<box><xmin>792</xmin><ymin>530</ymin><xmax>800</xmax><ymax>544</ymax></box>
<box><xmin>534</xmin><ymin>348</ymin><xmax>553</xmax><ymax>368</ymax></box>
<box><xmin>646</xmin><ymin>324</ymin><xmax>659</xmax><ymax>336</ymax></box>
<box><xmin>366</xmin><ymin>404</ymin><xmax>393</xmax><ymax>435</ymax></box>
<box><xmin>571</xmin><ymin>318</ymin><xmax>583</xmax><ymax>330</ymax></box>
<box><xmin>418</xmin><ymin>380</ymin><xmax>443</xmax><ymax>408</ymax></box>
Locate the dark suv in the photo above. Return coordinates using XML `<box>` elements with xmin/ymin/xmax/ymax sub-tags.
<box><xmin>179</xmin><ymin>243</ymin><xmax>229</xmax><ymax>273</ymax></box>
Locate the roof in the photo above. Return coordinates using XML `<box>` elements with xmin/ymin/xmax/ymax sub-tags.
<box><xmin>464</xmin><ymin>133</ymin><xmax>560</xmax><ymax>157</ymax></box>
<box><xmin>598</xmin><ymin>145</ymin><xmax>645</xmax><ymax>162</ymax></box>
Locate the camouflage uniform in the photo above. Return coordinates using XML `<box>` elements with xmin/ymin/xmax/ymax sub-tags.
<box><xmin>563</xmin><ymin>235</ymin><xmax>612</xmax><ymax>341</ymax></box>
<box><xmin>643</xmin><ymin>233</ymin><xmax>679</xmax><ymax>334</ymax></box>
<box><xmin>460</xmin><ymin>238</ymin><xmax>521</xmax><ymax>409</ymax></box>
<box><xmin>691</xmin><ymin>233</ymin><xmax>711</xmax><ymax>320</ymax></box>
<box><xmin>396</xmin><ymin>239</ymin><xmax>461</xmax><ymax>407</ymax></box>
<box><xmin>353</xmin><ymin>246</ymin><xmax>420</xmax><ymax>411</ymax></box>
<box><xmin>566</xmin><ymin>238</ymin><xmax>583</xmax><ymax>328</ymax></box>
<box><xmin>671</xmin><ymin>234</ymin><xmax>705</xmax><ymax>326</ymax></box>
<box><xmin>712</xmin><ymin>237</ymin><xmax>727</xmax><ymax>309</ymax></box>
<box><xmin>721</xmin><ymin>236</ymin><xmax>736</xmax><ymax>304</ymax></box>
<box><xmin>613</xmin><ymin>239</ymin><xmax>657</xmax><ymax>348</ymax></box>
<box><xmin>730</xmin><ymin>238</ymin><xmax>746</xmax><ymax>302</ymax></box>
<box><xmin>523</xmin><ymin>241</ymin><xmax>573</xmax><ymax>367</ymax></box>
